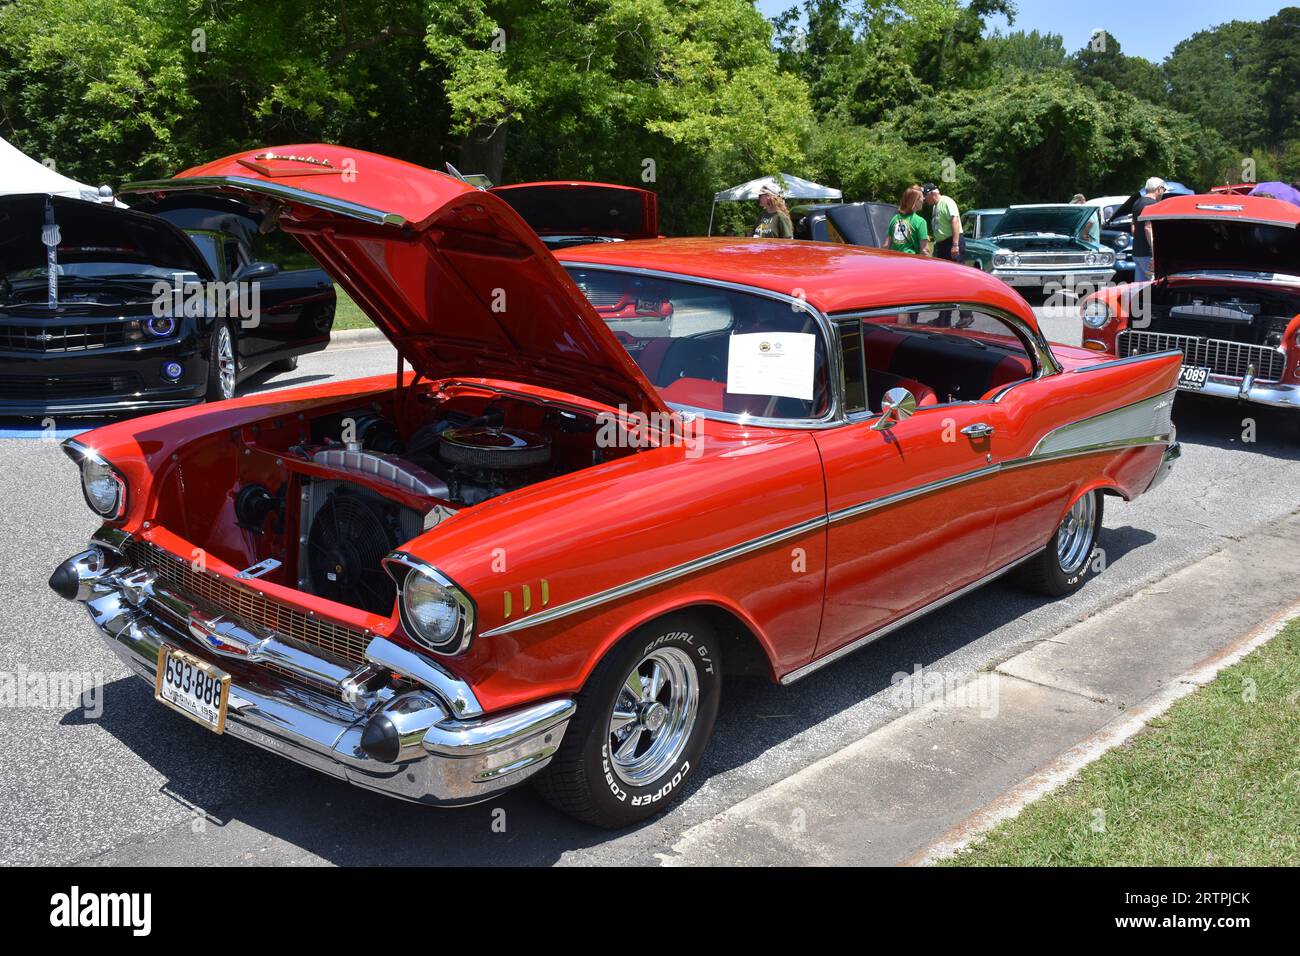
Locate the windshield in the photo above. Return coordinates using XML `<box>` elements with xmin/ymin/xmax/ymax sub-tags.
<box><xmin>993</xmin><ymin>206</ymin><xmax>1094</xmax><ymax>238</ymax></box>
<box><xmin>564</xmin><ymin>266</ymin><xmax>831</xmax><ymax>420</ymax></box>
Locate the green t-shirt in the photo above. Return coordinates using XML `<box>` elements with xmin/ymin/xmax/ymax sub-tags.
<box><xmin>931</xmin><ymin>195</ymin><xmax>960</xmax><ymax>242</ymax></box>
<box><xmin>753</xmin><ymin>210</ymin><xmax>793</xmax><ymax>239</ymax></box>
<box><xmin>886</xmin><ymin>212</ymin><xmax>928</xmax><ymax>254</ymax></box>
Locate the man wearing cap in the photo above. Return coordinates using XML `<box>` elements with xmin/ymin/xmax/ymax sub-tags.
<box><xmin>752</xmin><ymin>183</ymin><xmax>793</xmax><ymax>238</ymax></box>
<box><xmin>1131</xmin><ymin>177</ymin><xmax>1167</xmax><ymax>282</ymax></box>
<box><xmin>923</xmin><ymin>183</ymin><xmax>962</xmax><ymax>261</ymax></box>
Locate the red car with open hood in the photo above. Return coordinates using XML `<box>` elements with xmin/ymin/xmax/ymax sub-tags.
<box><xmin>1079</xmin><ymin>194</ymin><xmax>1300</xmax><ymax>414</ymax></box>
<box><xmin>50</xmin><ymin>145</ymin><xmax>1181</xmax><ymax>826</ymax></box>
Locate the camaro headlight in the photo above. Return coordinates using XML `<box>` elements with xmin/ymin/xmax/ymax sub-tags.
<box><xmin>66</xmin><ymin>446</ymin><xmax>127</xmax><ymax>519</ymax></box>
<box><xmin>397</xmin><ymin>562</ymin><xmax>475</xmax><ymax>655</ymax></box>
<box><xmin>1081</xmin><ymin>300</ymin><xmax>1112</xmax><ymax>329</ymax></box>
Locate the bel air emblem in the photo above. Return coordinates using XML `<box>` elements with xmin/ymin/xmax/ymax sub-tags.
<box><xmin>188</xmin><ymin>610</ymin><xmax>266</xmax><ymax>659</ymax></box>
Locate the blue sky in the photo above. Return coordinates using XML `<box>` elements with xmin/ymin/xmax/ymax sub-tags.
<box><xmin>754</xmin><ymin>1</ymin><xmax>1288</xmax><ymax>63</ymax></box>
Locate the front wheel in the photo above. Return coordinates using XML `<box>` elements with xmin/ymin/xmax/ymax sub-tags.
<box><xmin>1016</xmin><ymin>489</ymin><xmax>1105</xmax><ymax>596</ymax></box>
<box><xmin>204</xmin><ymin>322</ymin><xmax>238</xmax><ymax>402</ymax></box>
<box><xmin>535</xmin><ymin>612</ymin><xmax>722</xmax><ymax>827</ymax></box>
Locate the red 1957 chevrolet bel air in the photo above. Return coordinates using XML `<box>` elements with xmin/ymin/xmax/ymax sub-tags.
<box><xmin>50</xmin><ymin>146</ymin><xmax>1181</xmax><ymax>826</ymax></box>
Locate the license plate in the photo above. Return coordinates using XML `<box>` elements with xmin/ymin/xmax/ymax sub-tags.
<box><xmin>154</xmin><ymin>645</ymin><xmax>231</xmax><ymax>733</ymax></box>
<box><xmin>1178</xmin><ymin>365</ymin><xmax>1210</xmax><ymax>390</ymax></box>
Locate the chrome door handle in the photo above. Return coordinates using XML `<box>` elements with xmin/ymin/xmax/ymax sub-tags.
<box><xmin>960</xmin><ymin>422</ymin><xmax>995</xmax><ymax>439</ymax></box>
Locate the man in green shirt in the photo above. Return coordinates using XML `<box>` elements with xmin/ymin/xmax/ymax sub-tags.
<box><xmin>922</xmin><ymin>183</ymin><xmax>962</xmax><ymax>261</ymax></box>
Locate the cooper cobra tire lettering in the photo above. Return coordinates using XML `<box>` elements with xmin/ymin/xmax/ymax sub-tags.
<box><xmin>535</xmin><ymin>612</ymin><xmax>722</xmax><ymax>827</ymax></box>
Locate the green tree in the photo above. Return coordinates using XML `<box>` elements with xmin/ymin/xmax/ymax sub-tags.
<box><xmin>1257</xmin><ymin>7</ymin><xmax>1300</xmax><ymax>145</ymax></box>
<box><xmin>1072</xmin><ymin>30</ymin><xmax>1167</xmax><ymax>104</ymax></box>
<box><xmin>1165</xmin><ymin>20</ymin><xmax>1267</xmax><ymax>151</ymax></box>
<box><xmin>986</xmin><ymin>29</ymin><xmax>1068</xmax><ymax>74</ymax></box>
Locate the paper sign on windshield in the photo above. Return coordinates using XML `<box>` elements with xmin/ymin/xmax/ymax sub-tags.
<box><xmin>726</xmin><ymin>332</ymin><xmax>816</xmax><ymax>401</ymax></box>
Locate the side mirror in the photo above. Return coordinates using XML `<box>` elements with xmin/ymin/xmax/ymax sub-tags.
<box><xmin>233</xmin><ymin>261</ymin><xmax>280</xmax><ymax>282</ymax></box>
<box><xmin>872</xmin><ymin>387</ymin><xmax>917</xmax><ymax>431</ymax></box>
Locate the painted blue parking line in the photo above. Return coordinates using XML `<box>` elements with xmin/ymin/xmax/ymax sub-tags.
<box><xmin>0</xmin><ymin>419</ymin><xmax>108</xmax><ymax>439</ymax></box>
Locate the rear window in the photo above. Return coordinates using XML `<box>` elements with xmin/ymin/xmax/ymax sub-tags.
<box><xmin>564</xmin><ymin>266</ymin><xmax>831</xmax><ymax>421</ymax></box>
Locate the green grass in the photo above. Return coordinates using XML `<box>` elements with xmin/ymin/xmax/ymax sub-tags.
<box><xmin>332</xmin><ymin>287</ymin><xmax>375</xmax><ymax>331</ymax></box>
<box><xmin>945</xmin><ymin>619</ymin><xmax>1300</xmax><ymax>866</ymax></box>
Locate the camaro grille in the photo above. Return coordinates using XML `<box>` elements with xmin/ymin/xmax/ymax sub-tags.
<box><xmin>0</xmin><ymin>372</ymin><xmax>141</xmax><ymax>399</ymax></box>
<box><xmin>1117</xmin><ymin>330</ymin><xmax>1286</xmax><ymax>381</ymax></box>
<box><xmin>125</xmin><ymin>541</ymin><xmax>371</xmax><ymax>665</ymax></box>
<box><xmin>0</xmin><ymin>321</ymin><xmax>132</xmax><ymax>352</ymax></box>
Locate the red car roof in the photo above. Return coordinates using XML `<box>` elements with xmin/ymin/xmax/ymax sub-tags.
<box><xmin>554</xmin><ymin>237</ymin><xmax>1043</xmax><ymax>332</ymax></box>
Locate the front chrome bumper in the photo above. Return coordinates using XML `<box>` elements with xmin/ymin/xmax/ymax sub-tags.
<box><xmin>56</xmin><ymin>534</ymin><xmax>575</xmax><ymax>806</ymax></box>
<box><xmin>1185</xmin><ymin>375</ymin><xmax>1300</xmax><ymax>409</ymax></box>
<box><xmin>989</xmin><ymin>268</ymin><xmax>1115</xmax><ymax>288</ymax></box>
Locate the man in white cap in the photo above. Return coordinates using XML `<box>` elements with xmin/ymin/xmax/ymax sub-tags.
<box><xmin>1131</xmin><ymin>176</ymin><xmax>1168</xmax><ymax>282</ymax></box>
<box><xmin>752</xmin><ymin>182</ymin><xmax>793</xmax><ymax>238</ymax></box>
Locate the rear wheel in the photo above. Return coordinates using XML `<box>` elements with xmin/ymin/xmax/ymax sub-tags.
<box><xmin>269</xmin><ymin>355</ymin><xmax>299</xmax><ymax>373</ymax></box>
<box><xmin>1016</xmin><ymin>489</ymin><xmax>1104</xmax><ymax>596</ymax></box>
<box><xmin>535</xmin><ymin>612</ymin><xmax>721</xmax><ymax>827</ymax></box>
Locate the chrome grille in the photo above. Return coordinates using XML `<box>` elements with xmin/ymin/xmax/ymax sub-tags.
<box><xmin>1009</xmin><ymin>253</ymin><xmax>1092</xmax><ymax>266</ymax></box>
<box><xmin>1118</xmin><ymin>330</ymin><xmax>1286</xmax><ymax>381</ymax></box>
<box><xmin>126</xmin><ymin>541</ymin><xmax>371</xmax><ymax>665</ymax></box>
<box><xmin>0</xmin><ymin>321</ymin><xmax>132</xmax><ymax>352</ymax></box>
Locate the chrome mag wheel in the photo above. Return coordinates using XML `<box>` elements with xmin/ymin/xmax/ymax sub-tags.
<box><xmin>216</xmin><ymin>325</ymin><xmax>236</xmax><ymax>398</ymax></box>
<box><xmin>607</xmin><ymin>647</ymin><xmax>699</xmax><ymax>787</ymax></box>
<box><xmin>1056</xmin><ymin>492</ymin><xmax>1097</xmax><ymax>576</ymax></box>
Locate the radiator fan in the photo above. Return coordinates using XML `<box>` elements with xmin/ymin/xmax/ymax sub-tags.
<box><xmin>305</xmin><ymin>487</ymin><xmax>405</xmax><ymax>616</ymax></box>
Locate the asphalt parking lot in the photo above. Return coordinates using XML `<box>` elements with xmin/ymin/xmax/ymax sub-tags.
<box><xmin>2</xmin><ymin>310</ymin><xmax>1297</xmax><ymax>866</ymax></box>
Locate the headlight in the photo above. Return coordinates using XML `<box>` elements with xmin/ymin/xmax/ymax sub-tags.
<box><xmin>1114</xmin><ymin>234</ymin><xmax>1130</xmax><ymax>249</ymax></box>
<box><xmin>1081</xmin><ymin>300</ymin><xmax>1112</xmax><ymax>329</ymax></box>
<box><xmin>1099</xmin><ymin>250</ymin><xmax>1114</xmax><ymax>265</ymax></box>
<box><xmin>396</xmin><ymin>560</ymin><xmax>475</xmax><ymax>656</ymax></box>
<box><xmin>993</xmin><ymin>253</ymin><xmax>1008</xmax><ymax>267</ymax></box>
<box><xmin>64</xmin><ymin>442</ymin><xmax>127</xmax><ymax>519</ymax></box>
<box><xmin>1085</xmin><ymin>253</ymin><xmax>1097</xmax><ymax>265</ymax></box>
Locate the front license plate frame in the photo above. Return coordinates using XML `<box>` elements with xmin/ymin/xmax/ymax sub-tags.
<box><xmin>154</xmin><ymin>645</ymin><xmax>231</xmax><ymax>734</ymax></box>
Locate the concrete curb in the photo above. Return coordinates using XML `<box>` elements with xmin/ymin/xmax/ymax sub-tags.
<box><xmin>658</xmin><ymin>508</ymin><xmax>1300</xmax><ymax>867</ymax></box>
<box><xmin>329</xmin><ymin>326</ymin><xmax>386</xmax><ymax>346</ymax></box>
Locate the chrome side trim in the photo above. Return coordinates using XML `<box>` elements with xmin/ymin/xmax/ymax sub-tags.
<box><xmin>121</xmin><ymin>176</ymin><xmax>408</xmax><ymax>227</ymax></box>
<box><xmin>478</xmin><ymin>513</ymin><xmax>828</xmax><ymax>638</ymax></box>
<box><xmin>479</xmin><ymin>406</ymin><xmax>1177</xmax><ymax>639</ymax></box>
<box><xmin>827</xmin><ymin>463</ymin><xmax>1002</xmax><ymax>525</ymax></box>
<box><xmin>779</xmin><ymin>548</ymin><xmax>1041</xmax><ymax>685</ymax></box>
<box><xmin>1068</xmin><ymin>349</ymin><xmax>1183</xmax><ymax>373</ymax></box>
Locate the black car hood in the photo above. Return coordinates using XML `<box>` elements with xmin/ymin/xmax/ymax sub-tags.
<box><xmin>826</xmin><ymin>202</ymin><xmax>897</xmax><ymax>247</ymax></box>
<box><xmin>0</xmin><ymin>194</ymin><xmax>211</xmax><ymax>278</ymax></box>
<box><xmin>126</xmin><ymin>193</ymin><xmax>261</xmax><ymax>250</ymax></box>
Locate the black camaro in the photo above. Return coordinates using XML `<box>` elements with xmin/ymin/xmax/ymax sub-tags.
<box><xmin>0</xmin><ymin>193</ymin><xmax>335</xmax><ymax>416</ymax></box>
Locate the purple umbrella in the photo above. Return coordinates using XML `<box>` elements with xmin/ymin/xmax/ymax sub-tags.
<box><xmin>1248</xmin><ymin>181</ymin><xmax>1300</xmax><ymax>208</ymax></box>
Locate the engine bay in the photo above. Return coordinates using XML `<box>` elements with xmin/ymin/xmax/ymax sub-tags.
<box><xmin>164</xmin><ymin>383</ymin><xmax>636</xmax><ymax>618</ymax></box>
<box><xmin>1151</xmin><ymin>284</ymin><xmax>1300</xmax><ymax>347</ymax></box>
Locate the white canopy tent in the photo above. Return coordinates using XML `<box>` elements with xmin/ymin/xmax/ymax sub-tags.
<box><xmin>708</xmin><ymin>173</ymin><xmax>842</xmax><ymax>235</ymax></box>
<box><xmin>0</xmin><ymin>135</ymin><xmax>120</xmax><ymax>203</ymax></box>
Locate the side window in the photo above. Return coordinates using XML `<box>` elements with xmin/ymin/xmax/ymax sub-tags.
<box><xmin>857</xmin><ymin>308</ymin><xmax>1036</xmax><ymax>410</ymax></box>
<box><xmin>223</xmin><ymin>239</ymin><xmax>243</xmax><ymax>278</ymax></box>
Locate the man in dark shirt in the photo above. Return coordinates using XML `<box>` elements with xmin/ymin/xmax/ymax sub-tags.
<box><xmin>1131</xmin><ymin>177</ymin><xmax>1167</xmax><ymax>282</ymax></box>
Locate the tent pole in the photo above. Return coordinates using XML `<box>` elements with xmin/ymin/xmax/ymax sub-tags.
<box><xmin>707</xmin><ymin>201</ymin><xmax>716</xmax><ymax>237</ymax></box>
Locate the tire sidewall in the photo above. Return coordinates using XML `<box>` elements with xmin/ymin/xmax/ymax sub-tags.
<box><xmin>583</xmin><ymin>617</ymin><xmax>721</xmax><ymax>823</ymax></box>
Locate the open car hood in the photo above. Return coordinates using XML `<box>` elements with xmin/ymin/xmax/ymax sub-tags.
<box><xmin>0</xmin><ymin>193</ymin><xmax>211</xmax><ymax>278</ymax></box>
<box><xmin>1143</xmin><ymin>195</ymin><xmax>1300</xmax><ymax>278</ymax></box>
<box><xmin>126</xmin><ymin>146</ymin><xmax>669</xmax><ymax>417</ymax></box>
<box><xmin>488</xmin><ymin>181</ymin><xmax>658</xmax><ymax>241</ymax></box>
<box><xmin>990</xmin><ymin>205</ymin><xmax>1094</xmax><ymax>240</ymax></box>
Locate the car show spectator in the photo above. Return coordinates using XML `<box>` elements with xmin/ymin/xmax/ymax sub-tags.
<box><xmin>752</xmin><ymin>183</ymin><xmax>794</xmax><ymax>238</ymax></box>
<box><xmin>1070</xmin><ymin>193</ymin><xmax>1086</xmax><ymax>203</ymax></box>
<box><xmin>1131</xmin><ymin>176</ymin><xmax>1167</xmax><ymax>282</ymax></box>
<box><xmin>885</xmin><ymin>185</ymin><xmax>930</xmax><ymax>255</ymax></box>
<box><xmin>922</xmin><ymin>183</ymin><xmax>961</xmax><ymax>261</ymax></box>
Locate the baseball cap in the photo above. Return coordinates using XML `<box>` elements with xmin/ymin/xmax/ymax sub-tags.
<box><xmin>759</xmin><ymin>183</ymin><xmax>781</xmax><ymax>197</ymax></box>
<box><xmin>921</xmin><ymin>183</ymin><xmax>938</xmax><ymax>195</ymax></box>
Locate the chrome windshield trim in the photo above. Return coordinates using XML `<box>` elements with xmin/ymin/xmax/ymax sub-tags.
<box><xmin>558</xmin><ymin>262</ymin><xmax>843</xmax><ymax>430</ymax></box>
<box><xmin>479</xmin><ymin>513</ymin><xmax>828</xmax><ymax>638</ymax></box>
<box><xmin>121</xmin><ymin>176</ymin><xmax>408</xmax><ymax>227</ymax></box>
